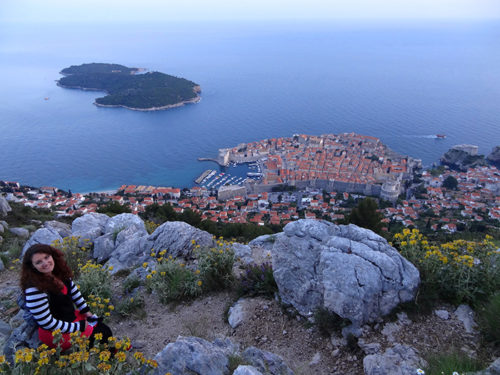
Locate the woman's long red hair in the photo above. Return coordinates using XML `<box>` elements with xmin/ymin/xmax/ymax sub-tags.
<box><xmin>21</xmin><ymin>244</ymin><xmax>74</xmax><ymax>293</ymax></box>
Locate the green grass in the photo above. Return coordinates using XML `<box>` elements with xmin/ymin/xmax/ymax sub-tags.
<box><xmin>478</xmin><ymin>293</ymin><xmax>500</xmax><ymax>346</ymax></box>
<box><xmin>424</xmin><ymin>352</ymin><xmax>485</xmax><ymax>375</ymax></box>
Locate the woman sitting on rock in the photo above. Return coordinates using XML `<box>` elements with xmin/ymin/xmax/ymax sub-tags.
<box><xmin>20</xmin><ymin>244</ymin><xmax>113</xmax><ymax>350</ymax></box>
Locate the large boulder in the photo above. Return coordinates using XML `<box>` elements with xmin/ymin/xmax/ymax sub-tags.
<box><xmin>22</xmin><ymin>227</ymin><xmax>63</xmax><ymax>255</ymax></box>
<box><xmin>233</xmin><ymin>366</ymin><xmax>264</xmax><ymax>375</ymax></box>
<box><xmin>0</xmin><ymin>196</ymin><xmax>11</xmax><ymax>217</ymax></box>
<box><xmin>103</xmin><ymin>213</ymin><xmax>147</xmax><ymax>236</ymax></box>
<box><xmin>363</xmin><ymin>344</ymin><xmax>427</xmax><ymax>375</ymax></box>
<box><xmin>71</xmin><ymin>213</ymin><xmax>109</xmax><ymax>242</ymax></box>
<box><xmin>9</xmin><ymin>227</ymin><xmax>29</xmax><ymax>239</ymax></box>
<box><xmin>2</xmin><ymin>322</ymin><xmax>41</xmax><ymax>365</ymax></box>
<box><xmin>106</xmin><ymin>234</ymin><xmax>150</xmax><ymax>273</ymax></box>
<box><xmin>43</xmin><ymin>221</ymin><xmax>72</xmax><ymax>238</ymax></box>
<box><xmin>93</xmin><ymin>214</ymin><xmax>148</xmax><ymax>262</ymax></box>
<box><xmin>153</xmin><ymin>336</ymin><xmax>235</xmax><ymax>375</ymax></box>
<box><xmin>143</xmin><ymin>221</ymin><xmax>215</xmax><ymax>260</ymax></box>
<box><xmin>242</xmin><ymin>347</ymin><xmax>294</xmax><ymax>375</ymax></box>
<box><xmin>152</xmin><ymin>336</ymin><xmax>294</xmax><ymax>375</ymax></box>
<box><xmin>272</xmin><ymin>220</ymin><xmax>419</xmax><ymax>326</ymax></box>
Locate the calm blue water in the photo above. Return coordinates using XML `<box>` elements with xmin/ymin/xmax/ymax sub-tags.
<box><xmin>1</xmin><ymin>20</ymin><xmax>499</xmax><ymax>192</ymax></box>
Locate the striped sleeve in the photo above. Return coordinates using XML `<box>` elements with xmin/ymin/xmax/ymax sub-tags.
<box><xmin>68</xmin><ymin>280</ymin><xmax>90</xmax><ymax>313</ymax></box>
<box><xmin>24</xmin><ymin>287</ymin><xmax>83</xmax><ymax>333</ymax></box>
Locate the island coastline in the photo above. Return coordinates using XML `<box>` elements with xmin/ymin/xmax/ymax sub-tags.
<box><xmin>57</xmin><ymin>63</ymin><xmax>200</xmax><ymax>111</ymax></box>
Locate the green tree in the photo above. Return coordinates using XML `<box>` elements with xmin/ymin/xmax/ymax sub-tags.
<box><xmin>347</xmin><ymin>198</ymin><xmax>383</xmax><ymax>235</ymax></box>
<box><xmin>97</xmin><ymin>201</ymin><xmax>131</xmax><ymax>215</ymax></box>
<box><xmin>442</xmin><ymin>175</ymin><xmax>458</xmax><ymax>190</ymax></box>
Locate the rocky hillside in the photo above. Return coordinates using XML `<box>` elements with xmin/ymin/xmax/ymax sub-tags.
<box><xmin>0</xmin><ymin>205</ymin><xmax>499</xmax><ymax>374</ymax></box>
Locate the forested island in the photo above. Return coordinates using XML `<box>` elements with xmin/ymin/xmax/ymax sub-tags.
<box><xmin>57</xmin><ymin>63</ymin><xmax>200</xmax><ymax>111</ymax></box>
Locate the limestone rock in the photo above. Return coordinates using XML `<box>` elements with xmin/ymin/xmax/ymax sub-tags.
<box><xmin>228</xmin><ymin>298</ymin><xmax>249</xmax><ymax>329</ymax></box>
<box><xmin>242</xmin><ymin>346</ymin><xmax>294</xmax><ymax>375</ymax></box>
<box><xmin>272</xmin><ymin>220</ymin><xmax>420</xmax><ymax>326</ymax></box>
<box><xmin>43</xmin><ymin>221</ymin><xmax>72</xmax><ymax>238</ymax></box>
<box><xmin>233</xmin><ymin>365</ymin><xmax>264</xmax><ymax>375</ymax></box>
<box><xmin>93</xmin><ymin>233</ymin><xmax>116</xmax><ymax>262</ymax></box>
<box><xmin>0</xmin><ymin>220</ymin><xmax>9</xmax><ymax>230</ymax></box>
<box><xmin>0</xmin><ymin>196</ymin><xmax>11</xmax><ymax>217</ymax></box>
<box><xmin>153</xmin><ymin>336</ymin><xmax>233</xmax><ymax>375</ymax></box>
<box><xmin>3</xmin><ymin>322</ymin><xmax>41</xmax><ymax>365</ymax></box>
<box><xmin>9</xmin><ymin>227</ymin><xmax>29</xmax><ymax>239</ymax></box>
<box><xmin>454</xmin><ymin>304</ymin><xmax>477</xmax><ymax>333</ymax></box>
<box><xmin>71</xmin><ymin>213</ymin><xmax>109</xmax><ymax>243</ymax></box>
<box><xmin>0</xmin><ymin>257</ymin><xmax>4</xmax><ymax>271</ymax></box>
<box><xmin>0</xmin><ymin>224</ymin><xmax>4</xmax><ymax>234</ymax></box>
<box><xmin>106</xmin><ymin>234</ymin><xmax>149</xmax><ymax>273</ymax></box>
<box><xmin>363</xmin><ymin>344</ymin><xmax>427</xmax><ymax>375</ymax></box>
<box><xmin>103</xmin><ymin>213</ymin><xmax>147</xmax><ymax>237</ymax></box>
<box><xmin>434</xmin><ymin>309</ymin><xmax>449</xmax><ymax>320</ymax></box>
<box><xmin>22</xmin><ymin>227</ymin><xmax>63</xmax><ymax>255</ymax></box>
<box><xmin>143</xmin><ymin>221</ymin><xmax>215</xmax><ymax>260</ymax></box>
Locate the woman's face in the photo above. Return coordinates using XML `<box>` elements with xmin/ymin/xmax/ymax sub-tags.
<box><xmin>31</xmin><ymin>252</ymin><xmax>55</xmax><ymax>274</ymax></box>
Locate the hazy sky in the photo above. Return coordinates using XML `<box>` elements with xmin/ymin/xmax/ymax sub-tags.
<box><xmin>1</xmin><ymin>0</ymin><xmax>499</xmax><ymax>24</ymax></box>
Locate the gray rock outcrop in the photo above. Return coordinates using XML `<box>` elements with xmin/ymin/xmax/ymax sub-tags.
<box><xmin>93</xmin><ymin>213</ymin><xmax>148</xmax><ymax>262</ymax></box>
<box><xmin>233</xmin><ymin>366</ymin><xmax>264</xmax><ymax>375</ymax></box>
<box><xmin>0</xmin><ymin>221</ymin><xmax>8</xmax><ymax>230</ymax></box>
<box><xmin>242</xmin><ymin>347</ymin><xmax>294</xmax><ymax>375</ymax></box>
<box><xmin>9</xmin><ymin>227</ymin><xmax>29</xmax><ymax>239</ymax></box>
<box><xmin>106</xmin><ymin>234</ymin><xmax>149</xmax><ymax>273</ymax></box>
<box><xmin>0</xmin><ymin>196</ymin><xmax>11</xmax><ymax>217</ymax></box>
<box><xmin>2</xmin><ymin>322</ymin><xmax>41</xmax><ymax>365</ymax></box>
<box><xmin>153</xmin><ymin>336</ymin><xmax>294</xmax><ymax>375</ymax></box>
<box><xmin>272</xmin><ymin>220</ymin><xmax>419</xmax><ymax>326</ymax></box>
<box><xmin>22</xmin><ymin>227</ymin><xmax>63</xmax><ymax>255</ymax></box>
<box><xmin>363</xmin><ymin>344</ymin><xmax>427</xmax><ymax>375</ymax></box>
<box><xmin>454</xmin><ymin>304</ymin><xmax>477</xmax><ymax>333</ymax></box>
<box><xmin>43</xmin><ymin>221</ymin><xmax>72</xmax><ymax>238</ymax></box>
<box><xmin>71</xmin><ymin>212</ymin><xmax>109</xmax><ymax>242</ymax></box>
<box><xmin>228</xmin><ymin>298</ymin><xmax>249</xmax><ymax>329</ymax></box>
<box><xmin>143</xmin><ymin>221</ymin><xmax>215</xmax><ymax>260</ymax></box>
<box><xmin>153</xmin><ymin>336</ymin><xmax>235</xmax><ymax>375</ymax></box>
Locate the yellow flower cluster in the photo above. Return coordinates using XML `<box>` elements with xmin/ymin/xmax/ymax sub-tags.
<box><xmin>6</xmin><ymin>334</ymin><xmax>156</xmax><ymax>374</ymax></box>
<box><xmin>87</xmin><ymin>294</ymin><xmax>114</xmax><ymax>317</ymax></box>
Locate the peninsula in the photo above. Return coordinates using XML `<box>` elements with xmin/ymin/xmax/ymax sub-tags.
<box><xmin>57</xmin><ymin>63</ymin><xmax>200</xmax><ymax>111</ymax></box>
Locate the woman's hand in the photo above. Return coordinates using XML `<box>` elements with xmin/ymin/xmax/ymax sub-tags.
<box><xmin>84</xmin><ymin>311</ymin><xmax>93</xmax><ymax>318</ymax></box>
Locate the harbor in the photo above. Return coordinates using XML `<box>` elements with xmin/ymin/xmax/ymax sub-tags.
<box><xmin>194</xmin><ymin>162</ymin><xmax>263</xmax><ymax>190</ymax></box>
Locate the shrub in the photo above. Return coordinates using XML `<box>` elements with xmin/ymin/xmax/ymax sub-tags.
<box><xmin>116</xmin><ymin>294</ymin><xmax>146</xmax><ymax>319</ymax></box>
<box><xmin>0</xmin><ymin>332</ymin><xmax>158</xmax><ymax>374</ymax></box>
<box><xmin>424</xmin><ymin>351</ymin><xmax>485</xmax><ymax>375</ymax></box>
<box><xmin>76</xmin><ymin>261</ymin><xmax>113</xmax><ymax>302</ymax></box>
<box><xmin>478</xmin><ymin>293</ymin><xmax>500</xmax><ymax>346</ymax></box>
<box><xmin>144</xmin><ymin>220</ymin><xmax>160</xmax><ymax>234</ymax></box>
<box><xmin>0</xmin><ymin>236</ymin><xmax>22</xmax><ymax>268</ymax></box>
<box><xmin>238</xmin><ymin>262</ymin><xmax>278</xmax><ymax>298</ymax></box>
<box><xmin>197</xmin><ymin>237</ymin><xmax>235</xmax><ymax>292</ymax></box>
<box><xmin>123</xmin><ymin>276</ymin><xmax>141</xmax><ymax>293</ymax></box>
<box><xmin>145</xmin><ymin>255</ymin><xmax>202</xmax><ymax>304</ymax></box>
<box><xmin>394</xmin><ymin>230</ymin><xmax>500</xmax><ymax>307</ymax></box>
<box><xmin>52</xmin><ymin>236</ymin><xmax>91</xmax><ymax>278</ymax></box>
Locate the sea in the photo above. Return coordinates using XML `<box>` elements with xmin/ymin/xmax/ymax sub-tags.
<box><xmin>1</xmin><ymin>20</ymin><xmax>499</xmax><ymax>193</ymax></box>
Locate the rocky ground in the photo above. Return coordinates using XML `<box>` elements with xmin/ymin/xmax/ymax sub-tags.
<box><xmin>2</xmin><ymin>268</ymin><xmax>496</xmax><ymax>375</ymax></box>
